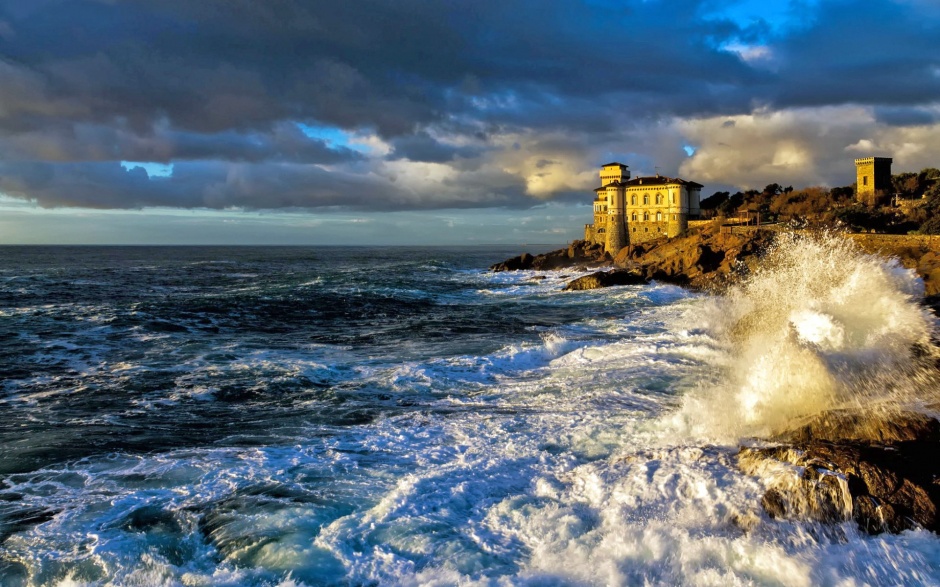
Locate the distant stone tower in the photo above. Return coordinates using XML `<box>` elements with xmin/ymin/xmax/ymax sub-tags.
<box><xmin>600</xmin><ymin>163</ymin><xmax>630</xmax><ymax>254</ymax></box>
<box><xmin>855</xmin><ymin>156</ymin><xmax>892</xmax><ymax>206</ymax></box>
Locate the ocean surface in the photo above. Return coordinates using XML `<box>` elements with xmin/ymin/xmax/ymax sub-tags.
<box><xmin>1</xmin><ymin>240</ymin><xmax>939</xmax><ymax>586</ymax></box>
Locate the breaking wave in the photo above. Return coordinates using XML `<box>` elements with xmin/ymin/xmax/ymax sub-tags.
<box><xmin>674</xmin><ymin>232</ymin><xmax>939</xmax><ymax>440</ymax></box>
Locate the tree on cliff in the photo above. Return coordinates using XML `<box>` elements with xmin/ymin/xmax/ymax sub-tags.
<box><xmin>769</xmin><ymin>186</ymin><xmax>850</xmax><ymax>224</ymax></box>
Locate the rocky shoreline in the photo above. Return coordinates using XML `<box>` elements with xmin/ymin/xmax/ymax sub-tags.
<box><xmin>491</xmin><ymin>224</ymin><xmax>940</xmax><ymax>302</ymax></box>
<box><xmin>491</xmin><ymin>226</ymin><xmax>940</xmax><ymax>536</ymax></box>
<box><xmin>491</xmin><ymin>223</ymin><xmax>776</xmax><ymax>291</ymax></box>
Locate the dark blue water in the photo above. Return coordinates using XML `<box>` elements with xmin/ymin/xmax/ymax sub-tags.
<box><xmin>2</xmin><ymin>244</ymin><xmax>938</xmax><ymax>586</ymax></box>
<box><xmin>2</xmin><ymin>246</ymin><xmax>595</xmax><ymax>474</ymax></box>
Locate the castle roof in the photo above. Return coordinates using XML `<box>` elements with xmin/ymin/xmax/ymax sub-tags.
<box><xmin>625</xmin><ymin>176</ymin><xmax>703</xmax><ymax>188</ymax></box>
<box><xmin>601</xmin><ymin>162</ymin><xmax>627</xmax><ymax>168</ymax></box>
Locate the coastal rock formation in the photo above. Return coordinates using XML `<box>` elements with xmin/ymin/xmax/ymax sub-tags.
<box><xmin>489</xmin><ymin>240</ymin><xmax>608</xmax><ymax>272</ymax></box>
<box><xmin>563</xmin><ymin>268</ymin><xmax>648</xmax><ymax>291</ymax></box>
<box><xmin>738</xmin><ymin>409</ymin><xmax>940</xmax><ymax>534</ymax></box>
<box><xmin>492</xmin><ymin>223</ymin><xmax>777</xmax><ymax>290</ymax></box>
<box><xmin>491</xmin><ymin>227</ymin><xmax>940</xmax><ymax>300</ymax></box>
<box><xmin>613</xmin><ymin>225</ymin><xmax>776</xmax><ymax>289</ymax></box>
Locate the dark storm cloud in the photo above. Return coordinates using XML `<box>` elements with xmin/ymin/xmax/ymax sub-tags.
<box><xmin>0</xmin><ymin>160</ymin><xmax>533</xmax><ymax>211</ymax></box>
<box><xmin>386</xmin><ymin>132</ymin><xmax>485</xmax><ymax>163</ymax></box>
<box><xmin>0</xmin><ymin>120</ymin><xmax>364</xmax><ymax>164</ymax></box>
<box><xmin>0</xmin><ymin>0</ymin><xmax>938</xmax><ymax>210</ymax></box>
<box><xmin>770</xmin><ymin>1</ymin><xmax>940</xmax><ymax>109</ymax></box>
<box><xmin>0</xmin><ymin>0</ymin><xmax>759</xmax><ymax>137</ymax></box>
<box><xmin>873</xmin><ymin>106</ymin><xmax>939</xmax><ymax>127</ymax></box>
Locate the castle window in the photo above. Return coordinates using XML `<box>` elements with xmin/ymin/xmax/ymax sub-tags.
<box><xmin>631</xmin><ymin>195</ymin><xmax>636</xmax><ymax>205</ymax></box>
<box><xmin>643</xmin><ymin>212</ymin><xmax>649</xmax><ymax>221</ymax></box>
<box><xmin>673</xmin><ymin>214</ymin><xmax>677</xmax><ymax>221</ymax></box>
<box><xmin>671</xmin><ymin>194</ymin><xmax>676</xmax><ymax>203</ymax></box>
<box><xmin>644</xmin><ymin>228</ymin><xmax>648</xmax><ymax>232</ymax></box>
<box><xmin>631</xmin><ymin>212</ymin><xmax>637</xmax><ymax>221</ymax></box>
<box><xmin>632</xmin><ymin>227</ymin><xmax>636</xmax><ymax>232</ymax></box>
<box><xmin>656</xmin><ymin>194</ymin><xmax>662</xmax><ymax>205</ymax></box>
<box><xmin>863</xmin><ymin>176</ymin><xmax>868</xmax><ymax>186</ymax></box>
<box><xmin>656</xmin><ymin>211</ymin><xmax>662</xmax><ymax>222</ymax></box>
<box><xmin>643</xmin><ymin>194</ymin><xmax>649</xmax><ymax>205</ymax></box>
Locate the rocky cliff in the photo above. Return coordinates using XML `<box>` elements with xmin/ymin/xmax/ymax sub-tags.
<box><xmin>611</xmin><ymin>225</ymin><xmax>775</xmax><ymax>290</ymax></box>
<box><xmin>491</xmin><ymin>226</ymin><xmax>940</xmax><ymax>296</ymax></box>
<box><xmin>490</xmin><ymin>224</ymin><xmax>776</xmax><ymax>291</ymax></box>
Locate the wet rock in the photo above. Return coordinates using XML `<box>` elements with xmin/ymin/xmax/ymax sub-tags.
<box><xmin>563</xmin><ymin>269</ymin><xmax>648</xmax><ymax>291</ymax></box>
<box><xmin>739</xmin><ymin>409</ymin><xmax>940</xmax><ymax>534</ymax></box>
<box><xmin>489</xmin><ymin>252</ymin><xmax>535</xmax><ymax>272</ymax></box>
<box><xmin>490</xmin><ymin>240</ymin><xmax>609</xmax><ymax>272</ymax></box>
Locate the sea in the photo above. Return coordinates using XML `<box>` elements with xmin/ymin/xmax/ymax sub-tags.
<box><xmin>1</xmin><ymin>236</ymin><xmax>940</xmax><ymax>587</ymax></box>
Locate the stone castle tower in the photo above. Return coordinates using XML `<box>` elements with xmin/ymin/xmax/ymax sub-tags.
<box><xmin>584</xmin><ymin>163</ymin><xmax>702</xmax><ymax>255</ymax></box>
<box><xmin>855</xmin><ymin>156</ymin><xmax>893</xmax><ymax>206</ymax></box>
<box><xmin>601</xmin><ymin>163</ymin><xmax>629</xmax><ymax>254</ymax></box>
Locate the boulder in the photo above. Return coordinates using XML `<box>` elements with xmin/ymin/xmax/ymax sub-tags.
<box><xmin>490</xmin><ymin>240</ymin><xmax>609</xmax><ymax>272</ymax></box>
<box><xmin>489</xmin><ymin>252</ymin><xmax>535</xmax><ymax>272</ymax></box>
<box><xmin>563</xmin><ymin>269</ymin><xmax>648</xmax><ymax>291</ymax></box>
<box><xmin>738</xmin><ymin>409</ymin><xmax>940</xmax><ymax>534</ymax></box>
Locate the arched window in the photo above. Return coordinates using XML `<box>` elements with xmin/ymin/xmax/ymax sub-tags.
<box><xmin>643</xmin><ymin>194</ymin><xmax>649</xmax><ymax>205</ymax></box>
<box><xmin>656</xmin><ymin>211</ymin><xmax>662</xmax><ymax>222</ymax></box>
<box><xmin>656</xmin><ymin>194</ymin><xmax>662</xmax><ymax>205</ymax></box>
<box><xmin>643</xmin><ymin>212</ymin><xmax>649</xmax><ymax>221</ymax></box>
<box><xmin>631</xmin><ymin>195</ymin><xmax>636</xmax><ymax>205</ymax></box>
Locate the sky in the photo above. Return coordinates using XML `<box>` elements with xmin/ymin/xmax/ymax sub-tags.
<box><xmin>1</xmin><ymin>0</ymin><xmax>939</xmax><ymax>245</ymax></box>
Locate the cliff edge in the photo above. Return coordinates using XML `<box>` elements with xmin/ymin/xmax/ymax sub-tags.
<box><xmin>490</xmin><ymin>224</ymin><xmax>775</xmax><ymax>291</ymax></box>
<box><xmin>491</xmin><ymin>226</ymin><xmax>940</xmax><ymax>297</ymax></box>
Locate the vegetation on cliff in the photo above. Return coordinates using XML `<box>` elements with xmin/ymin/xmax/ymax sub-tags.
<box><xmin>699</xmin><ymin>167</ymin><xmax>940</xmax><ymax>233</ymax></box>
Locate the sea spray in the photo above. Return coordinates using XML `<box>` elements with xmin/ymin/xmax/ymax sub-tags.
<box><xmin>673</xmin><ymin>232</ymin><xmax>939</xmax><ymax>441</ymax></box>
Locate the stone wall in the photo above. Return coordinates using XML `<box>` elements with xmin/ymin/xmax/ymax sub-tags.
<box><xmin>843</xmin><ymin>233</ymin><xmax>940</xmax><ymax>253</ymax></box>
<box><xmin>627</xmin><ymin>222</ymin><xmax>670</xmax><ymax>244</ymax></box>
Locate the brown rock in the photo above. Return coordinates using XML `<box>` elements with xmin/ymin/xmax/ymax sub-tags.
<box><xmin>739</xmin><ymin>409</ymin><xmax>940</xmax><ymax>534</ymax></box>
<box><xmin>490</xmin><ymin>240</ymin><xmax>610</xmax><ymax>272</ymax></box>
<box><xmin>563</xmin><ymin>269</ymin><xmax>648</xmax><ymax>291</ymax></box>
<box><xmin>489</xmin><ymin>252</ymin><xmax>535</xmax><ymax>272</ymax></box>
<box><xmin>610</xmin><ymin>226</ymin><xmax>775</xmax><ymax>289</ymax></box>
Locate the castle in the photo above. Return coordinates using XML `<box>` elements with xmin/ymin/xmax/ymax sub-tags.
<box><xmin>584</xmin><ymin>162</ymin><xmax>702</xmax><ymax>254</ymax></box>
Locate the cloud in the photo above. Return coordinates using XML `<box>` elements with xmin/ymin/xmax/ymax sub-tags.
<box><xmin>678</xmin><ymin>106</ymin><xmax>940</xmax><ymax>190</ymax></box>
<box><xmin>0</xmin><ymin>0</ymin><xmax>937</xmax><ymax>213</ymax></box>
